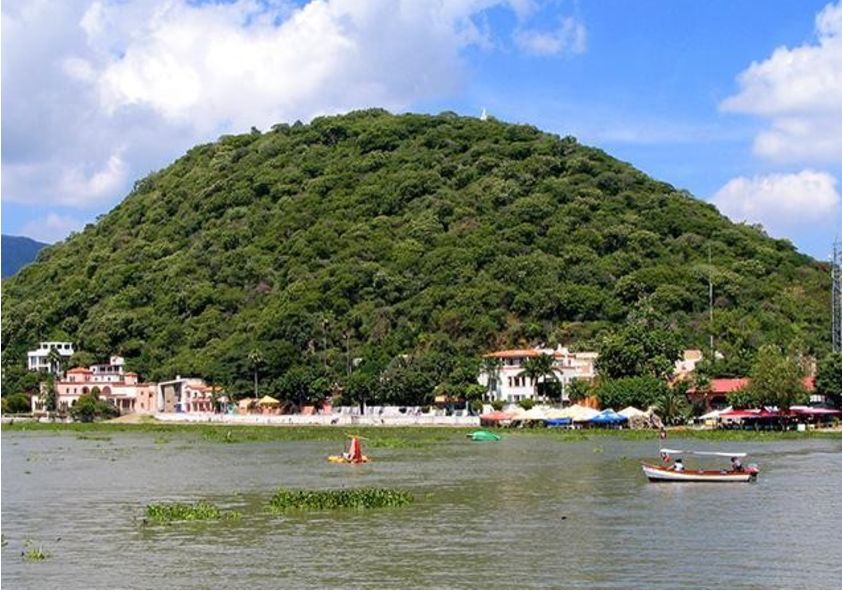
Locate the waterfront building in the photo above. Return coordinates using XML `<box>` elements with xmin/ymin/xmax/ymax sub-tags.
<box><xmin>26</xmin><ymin>341</ymin><xmax>74</xmax><ymax>374</ymax></box>
<box><xmin>37</xmin><ymin>355</ymin><xmax>156</xmax><ymax>415</ymax></box>
<box><xmin>477</xmin><ymin>345</ymin><xmax>598</xmax><ymax>404</ymax></box>
<box><xmin>156</xmin><ymin>376</ymin><xmax>223</xmax><ymax>413</ymax></box>
<box><xmin>687</xmin><ymin>376</ymin><xmax>816</xmax><ymax>410</ymax></box>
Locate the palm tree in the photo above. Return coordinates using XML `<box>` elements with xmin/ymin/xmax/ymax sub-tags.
<box><xmin>46</xmin><ymin>346</ymin><xmax>63</xmax><ymax>378</ymax></box>
<box><xmin>248</xmin><ymin>350</ymin><xmax>264</xmax><ymax>399</ymax></box>
<box><xmin>519</xmin><ymin>353</ymin><xmax>557</xmax><ymax>403</ymax></box>
<box><xmin>479</xmin><ymin>357</ymin><xmax>502</xmax><ymax>400</ymax></box>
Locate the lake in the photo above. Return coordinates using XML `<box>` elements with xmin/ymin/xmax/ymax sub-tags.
<box><xmin>2</xmin><ymin>429</ymin><xmax>841</xmax><ymax>589</ymax></box>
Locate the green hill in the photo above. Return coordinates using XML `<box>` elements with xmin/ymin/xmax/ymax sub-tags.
<box><xmin>0</xmin><ymin>110</ymin><xmax>830</xmax><ymax>397</ymax></box>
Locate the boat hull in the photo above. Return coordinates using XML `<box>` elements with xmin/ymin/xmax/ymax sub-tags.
<box><xmin>642</xmin><ymin>462</ymin><xmax>758</xmax><ymax>482</ymax></box>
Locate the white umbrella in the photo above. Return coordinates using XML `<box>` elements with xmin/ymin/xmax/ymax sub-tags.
<box><xmin>699</xmin><ymin>406</ymin><xmax>732</xmax><ymax>420</ymax></box>
<box><xmin>556</xmin><ymin>404</ymin><xmax>600</xmax><ymax>422</ymax></box>
<box><xmin>618</xmin><ymin>406</ymin><xmax>647</xmax><ymax>419</ymax></box>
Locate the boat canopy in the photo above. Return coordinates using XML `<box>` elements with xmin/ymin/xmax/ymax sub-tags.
<box><xmin>660</xmin><ymin>448</ymin><xmax>747</xmax><ymax>458</ymax></box>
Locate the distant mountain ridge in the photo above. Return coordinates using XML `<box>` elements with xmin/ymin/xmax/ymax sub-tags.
<box><xmin>1</xmin><ymin>235</ymin><xmax>49</xmax><ymax>278</ymax></box>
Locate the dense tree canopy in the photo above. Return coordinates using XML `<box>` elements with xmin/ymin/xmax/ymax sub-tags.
<box><xmin>0</xmin><ymin>110</ymin><xmax>831</xmax><ymax>401</ymax></box>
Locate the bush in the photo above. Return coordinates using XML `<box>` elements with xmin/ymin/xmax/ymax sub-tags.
<box><xmin>519</xmin><ymin>398</ymin><xmax>535</xmax><ymax>410</ymax></box>
<box><xmin>2</xmin><ymin>394</ymin><xmax>31</xmax><ymax>414</ymax></box>
<box><xmin>70</xmin><ymin>394</ymin><xmax>119</xmax><ymax>422</ymax></box>
<box><xmin>491</xmin><ymin>400</ymin><xmax>506</xmax><ymax>411</ymax></box>
<box><xmin>469</xmin><ymin>399</ymin><xmax>484</xmax><ymax>415</ymax></box>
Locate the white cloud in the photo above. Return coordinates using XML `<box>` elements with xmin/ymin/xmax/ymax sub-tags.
<box><xmin>3</xmin><ymin>0</ymin><xmax>559</xmax><ymax>213</ymax></box>
<box><xmin>20</xmin><ymin>212</ymin><xmax>85</xmax><ymax>243</ymax></box>
<box><xmin>720</xmin><ymin>1</ymin><xmax>842</xmax><ymax>162</ymax></box>
<box><xmin>514</xmin><ymin>16</ymin><xmax>586</xmax><ymax>56</ymax></box>
<box><xmin>711</xmin><ymin>170</ymin><xmax>840</xmax><ymax>237</ymax></box>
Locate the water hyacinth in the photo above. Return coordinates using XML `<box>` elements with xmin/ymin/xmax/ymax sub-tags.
<box><xmin>269</xmin><ymin>488</ymin><xmax>413</xmax><ymax>512</ymax></box>
<box><xmin>145</xmin><ymin>501</ymin><xmax>222</xmax><ymax>523</ymax></box>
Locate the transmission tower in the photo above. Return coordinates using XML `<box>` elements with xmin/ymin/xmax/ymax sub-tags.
<box><xmin>832</xmin><ymin>240</ymin><xmax>842</xmax><ymax>352</ymax></box>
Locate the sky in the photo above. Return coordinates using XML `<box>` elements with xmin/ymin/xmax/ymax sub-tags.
<box><xmin>2</xmin><ymin>0</ymin><xmax>842</xmax><ymax>260</ymax></box>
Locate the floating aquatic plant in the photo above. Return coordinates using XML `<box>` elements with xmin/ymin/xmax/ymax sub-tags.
<box><xmin>268</xmin><ymin>488</ymin><xmax>413</xmax><ymax>513</ymax></box>
<box><xmin>145</xmin><ymin>501</ymin><xmax>222</xmax><ymax>523</ymax></box>
<box><xmin>21</xmin><ymin>540</ymin><xmax>49</xmax><ymax>561</ymax></box>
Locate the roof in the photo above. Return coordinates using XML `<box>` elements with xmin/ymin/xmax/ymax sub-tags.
<box><xmin>484</xmin><ymin>349</ymin><xmax>540</xmax><ymax>358</ymax></box>
<box><xmin>67</xmin><ymin>367</ymin><xmax>91</xmax><ymax>374</ymax></box>
<box><xmin>688</xmin><ymin>378</ymin><xmax>748</xmax><ymax>395</ymax></box>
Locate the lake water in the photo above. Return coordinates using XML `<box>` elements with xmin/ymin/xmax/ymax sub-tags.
<box><xmin>2</xmin><ymin>430</ymin><xmax>841</xmax><ymax>589</ymax></box>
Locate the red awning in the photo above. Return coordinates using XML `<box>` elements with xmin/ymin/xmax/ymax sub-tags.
<box><xmin>720</xmin><ymin>409</ymin><xmax>781</xmax><ymax>419</ymax></box>
<box><xmin>790</xmin><ymin>406</ymin><xmax>842</xmax><ymax>416</ymax></box>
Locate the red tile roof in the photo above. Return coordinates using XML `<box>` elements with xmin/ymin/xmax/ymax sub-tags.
<box><xmin>689</xmin><ymin>376</ymin><xmax>815</xmax><ymax>395</ymax></box>
<box><xmin>67</xmin><ymin>367</ymin><xmax>91</xmax><ymax>374</ymax></box>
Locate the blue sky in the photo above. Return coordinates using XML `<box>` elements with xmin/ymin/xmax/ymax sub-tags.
<box><xmin>3</xmin><ymin>0</ymin><xmax>842</xmax><ymax>259</ymax></box>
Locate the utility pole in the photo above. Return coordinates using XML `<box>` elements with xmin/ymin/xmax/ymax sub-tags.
<box><xmin>708</xmin><ymin>244</ymin><xmax>714</xmax><ymax>359</ymax></box>
<box><xmin>832</xmin><ymin>240</ymin><xmax>842</xmax><ymax>352</ymax></box>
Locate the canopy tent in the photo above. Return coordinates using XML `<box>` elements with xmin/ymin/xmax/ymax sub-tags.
<box><xmin>237</xmin><ymin>398</ymin><xmax>256</xmax><ymax>411</ymax></box>
<box><xmin>589</xmin><ymin>409</ymin><xmax>628</xmax><ymax>425</ymax></box>
<box><xmin>513</xmin><ymin>406</ymin><xmax>552</xmax><ymax>421</ymax></box>
<box><xmin>258</xmin><ymin>395</ymin><xmax>280</xmax><ymax>406</ymax></box>
<box><xmin>720</xmin><ymin>408</ymin><xmax>780</xmax><ymax>420</ymax></box>
<box><xmin>544</xmin><ymin>408</ymin><xmax>574</xmax><ymax>420</ymax></box>
<box><xmin>789</xmin><ymin>405</ymin><xmax>842</xmax><ymax>416</ymax></box>
<box><xmin>699</xmin><ymin>406</ymin><xmax>732</xmax><ymax>420</ymax></box>
<box><xmin>618</xmin><ymin>406</ymin><xmax>647</xmax><ymax>419</ymax></box>
<box><xmin>480</xmin><ymin>410</ymin><xmax>515</xmax><ymax>421</ymax></box>
<box><xmin>544</xmin><ymin>417</ymin><xmax>572</xmax><ymax>427</ymax></box>
<box><xmin>661</xmin><ymin>448</ymin><xmax>747</xmax><ymax>458</ymax></box>
<box><xmin>556</xmin><ymin>404</ymin><xmax>600</xmax><ymax>422</ymax></box>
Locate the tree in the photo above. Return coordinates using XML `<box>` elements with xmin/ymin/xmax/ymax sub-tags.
<box><xmin>479</xmin><ymin>357</ymin><xmax>502</xmax><ymax>400</ymax></box>
<box><xmin>815</xmin><ymin>352</ymin><xmax>842</xmax><ymax>407</ymax></box>
<box><xmin>655</xmin><ymin>383</ymin><xmax>690</xmax><ymax>426</ymax></box>
<box><xmin>518</xmin><ymin>353</ymin><xmax>557</xmax><ymax>401</ymax></box>
<box><xmin>46</xmin><ymin>346</ymin><xmax>63</xmax><ymax>377</ymax></box>
<box><xmin>596</xmin><ymin>375</ymin><xmax>668</xmax><ymax>411</ymax></box>
<box><xmin>70</xmin><ymin>394</ymin><xmax>118</xmax><ymax>422</ymax></box>
<box><xmin>2</xmin><ymin>394</ymin><xmax>31</xmax><ymax>414</ymax></box>
<box><xmin>343</xmin><ymin>369</ymin><xmax>378</xmax><ymax>413</ymax></box>
<box><xmin>248</xmin><ymin>350</ymin><xmax>264</xmax><ymax>399</ymax></box>
<box><xmin>42</xmin><ymin>376</ymin><xmax>57</xmax><ymax>413</ymax></box>
<box><xmin>566</xmin><ymin>378</ymin><xmax>591</xmax><ymax>403</ymax></box>
<box><xmin>596</xmin><ymin>321</ymin><xmax>681</xmax><ymax>380</ymax></box>
<box><xmin>744</xmin><ymin>344</ymin><xmax>807</xmax><ymax>411</ymax></box>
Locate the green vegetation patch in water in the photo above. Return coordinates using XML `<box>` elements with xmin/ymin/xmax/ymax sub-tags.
<box><xmin>268</xmin><ymin>487</ymin><xmax>413</xmax><ymax>513</ymax></box>
<box><xmin>145</xmin><ymin>501</ymin><xmax>223</xmax><ymax>523</ymax></box>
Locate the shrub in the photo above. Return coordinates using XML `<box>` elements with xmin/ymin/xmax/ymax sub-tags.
<box><xmin>519</xmin><ymin>398</ymin><xmax>535</xmax><ymax>410</ymax></box>
<box><xmin>2</xmin><ymin>394</ymin><xmax>31</xmax><ymax>414</ymax></box>
<box><xmin>491</xmin><ymin>400</ymin><xmax>506</xmax><ymax>411</ymax></box>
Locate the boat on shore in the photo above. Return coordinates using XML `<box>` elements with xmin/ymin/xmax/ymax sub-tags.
<box><xmin>642</xmin><ymin>448</ymin><xmax>759</xmax><ymax>483</ymax></box>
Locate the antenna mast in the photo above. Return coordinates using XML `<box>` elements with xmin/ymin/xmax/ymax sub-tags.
<box><xmin>833</xmin><ymin>240</ymin><xmax>842</xmax><ymax>352</ymax></box>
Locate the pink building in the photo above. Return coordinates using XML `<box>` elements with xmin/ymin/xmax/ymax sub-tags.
<box><xmin>39</xmin><ymin>356</ymin><xmax>155</xmax><ymax>415</ymax></box>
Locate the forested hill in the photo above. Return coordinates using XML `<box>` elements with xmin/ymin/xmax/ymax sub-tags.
<box><xmin>2</xmin><ymin>235</ymin><xmax>49</xmax><ymax>278</ymax></box>
<box><xmin>0</xmin><ymin>109</ymin><xmax>830</xmax><ymax>395</ymax></box>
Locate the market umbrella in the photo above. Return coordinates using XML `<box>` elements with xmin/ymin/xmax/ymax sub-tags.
<box><xmin>556</xmin><ymin>404</ymin><xmax>600</xmax><ymax>422</ymax></box>
<box><xmin>589</xmin><ymin>408</ymin><xmax>628</xmax><ymax>425</ymax></box>
<box><xmin>618</xmin><ymin>406</ymin><xmax>647</xmax><ymax>419</ymax></box>
<box><xmin>258</xmin><ymin>395</ymin><xmax>280</xmax><ymax>406</ymax></box>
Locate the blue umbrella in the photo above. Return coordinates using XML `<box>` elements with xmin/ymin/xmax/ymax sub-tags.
<box><xmin>589</xmin><ymin>409</ymin><xmax>628</xmax><ymax>425</ymax></box>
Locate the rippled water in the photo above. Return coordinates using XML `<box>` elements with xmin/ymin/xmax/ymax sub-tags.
<box><xmin>2</xmin><ymin>430</ymin><xmax>841</xmax><ymax>589</ymax></box>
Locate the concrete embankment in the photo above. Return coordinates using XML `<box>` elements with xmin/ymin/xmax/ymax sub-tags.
<box><xmin>153</xmin><ymin>412</ymin><xmax>481</xmax><ymax>427</ymax></box>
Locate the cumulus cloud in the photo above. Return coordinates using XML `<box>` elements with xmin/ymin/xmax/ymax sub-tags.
<box><xmin>514</xmin><ymin>16</ymin><xmax>586</xmax><ymax>56</ymax></box>
<box><xmin>3</xmin><ymin>0</ymin><xmax>586</xmax><ymax>216</ymax></box>
<box><xmin>20</xmin><ymin>212</ymin><xmax>85</xmax><ymax>244</ymax></box>
<box><xmin>720</xmin><ymin>1</ymin><xmax>842</xmax><ymax>162</ymax></box>
<box><xmin>711</xmin><ymin>170</ymin><xmax>840</xmax><ymax>237</ymax></box>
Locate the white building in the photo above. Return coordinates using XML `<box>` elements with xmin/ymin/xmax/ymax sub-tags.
<box><xmin>477</xmin><ymin>345</ymin><xmax>598</xmax><ymax>404</ymax></box>
<box><xmin>156</xmin><ymin>376</ymin><xmax>222</xmax><ymax>413</ymax></box>
<box><xmin>27</xmin><ymin>341</ymin><xmax>74</xmax><ymax>374</ymax></box>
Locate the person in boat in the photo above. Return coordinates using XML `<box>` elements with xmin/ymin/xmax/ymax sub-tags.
<box><xmin>730</xmin><ymin>456</ymin><xmax>744</xmax><ymax>472</ymax></box>
<box><xmin>671</xmin><ymin>458</ymin><xmax>685</xmax><ymax>471</ymax></box>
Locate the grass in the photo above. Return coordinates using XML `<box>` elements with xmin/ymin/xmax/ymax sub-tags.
<box><xmin>2</xmin><ymin>420</ymin><xmax>839</xmax><ymax>443</ymax></box>
<box><xmin>21</xmin><ymin>540</ymin><xmax>49</xmax><ymax>561</ymax></box>
<box><xmin>268</xmin><ymin>487</ymin><xmax>414</xmax><ymax>513</ymax></box>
